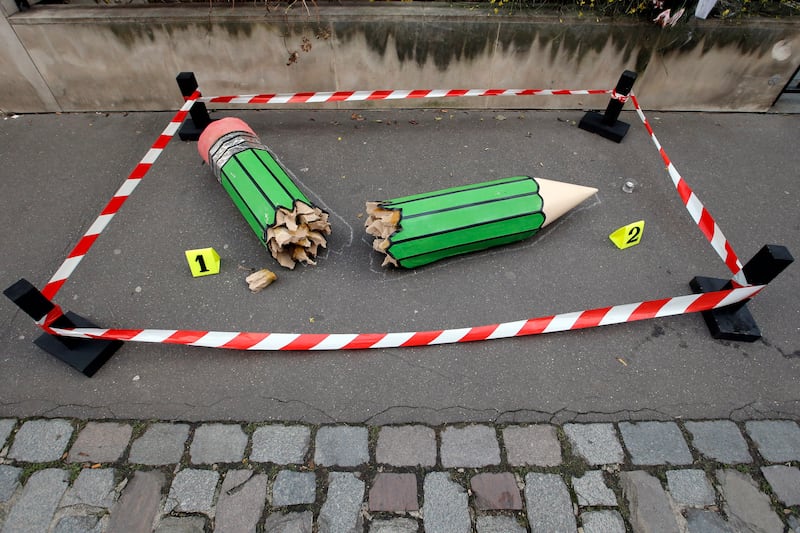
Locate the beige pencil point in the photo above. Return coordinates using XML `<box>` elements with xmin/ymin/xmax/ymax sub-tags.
<box><xmin>536</xmin><ymin>177</ymin><xmax>598</xmax><ymax>228</ymax></box>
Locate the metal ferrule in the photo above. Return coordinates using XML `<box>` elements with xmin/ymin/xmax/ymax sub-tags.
<box><xmin>207</xmin><ymin>131</ymin><xmax>267</xmax><ymax>182</ymax></box>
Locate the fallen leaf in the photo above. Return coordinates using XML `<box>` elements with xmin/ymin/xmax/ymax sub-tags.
<box><xmin>495</xmin><ymin>114</ymin><xmax>507</xmax><ymax>121</ymax></box>
<box><xmin>351</xmin><ymin>113</ymin><xmax>365</xmax><ymax>121</ymax></box>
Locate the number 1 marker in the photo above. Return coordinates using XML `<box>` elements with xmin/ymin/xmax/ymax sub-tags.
<box><xmin>185</xmin><ymin>247</ymin><xmax>221</xmax><ymax>277</ymax></box>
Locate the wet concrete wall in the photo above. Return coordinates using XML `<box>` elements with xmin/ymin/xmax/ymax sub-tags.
<box><xmin>1</xmin><ymin>3</ymin><xmax>798</xmax><ymax>112</ymax></box>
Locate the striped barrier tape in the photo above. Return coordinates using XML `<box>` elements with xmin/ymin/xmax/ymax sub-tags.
<box><xmin>630</xmin><ymin>93</ymin><xmax>747</xmax><ymax>286</ymax></box>
<box><xmin>29</xmin><ymin>85</ymin><xmax>758</xmax><ymax>352</ymax></box>
<box><xmin>40</xmin><ymin>91</ymin><xmax>201</xmax><ymax>301</ymax></box>
<box><xmin>45</xmin><ymin>286</ymin><xmax>763</xmax><ymax>350</ymax></box>
<box><xmin>200</xmin><ymin>88</ymin><xmax>613</xmax><ymax>105</ymax></box>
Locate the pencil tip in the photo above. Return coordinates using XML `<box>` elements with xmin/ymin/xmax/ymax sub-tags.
<box><xmin>536</xmin><ymin>177</ymin><xmax>597</xmax><ymax>227</ymax></box>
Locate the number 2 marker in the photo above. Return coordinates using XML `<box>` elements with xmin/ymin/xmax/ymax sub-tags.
<box><xmin>609</xmin><ymin>220</ymin><xmax>645</xmax><ymax>250</ymax></box>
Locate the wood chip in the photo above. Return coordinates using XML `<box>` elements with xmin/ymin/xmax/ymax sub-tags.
<box><xmin>246</xmin><ymin>268</ymin><xmax>277</xmax><ymax>292</ymax></box>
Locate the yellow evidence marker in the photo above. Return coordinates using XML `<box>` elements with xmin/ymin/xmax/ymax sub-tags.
<box><xmin>609</xmin><ymin>220</ymin><xmax>645</xmax><ymax>250</ymax></box>
<box><xmin>185</xmin><ymin>247</ymin><xmax>221</xmax><ymax>277</ymax></box>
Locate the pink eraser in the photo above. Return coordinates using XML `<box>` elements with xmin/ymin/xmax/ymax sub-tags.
<box><xmin>197</xmin><ymin>117</ymin><xmax>258</xmax><ymax>164</ymax></box>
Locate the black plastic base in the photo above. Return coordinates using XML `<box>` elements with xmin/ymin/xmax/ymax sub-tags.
<box><xmin>689</xmin><ymin>276</ymin><xmax>761</xmax><ymax>342</ymax></box>
<box><xmin>578</xmin><ymin>111</ymin><xmax>631</xmax><ymax>143</ymax></box>
<box><xmin>34</xmin><ymin>311</ymin><xmax>123</xmax><ymax>377</ymax></box>
<box><xmin>178</xmin><ymin>118</ymin><xmax>211</xmax><ymax>142</ymax></box>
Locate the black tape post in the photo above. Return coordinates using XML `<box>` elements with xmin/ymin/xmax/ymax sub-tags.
<box><xmin>3</xmin><ymin>279</ymin><xmax>123</xmax><ymax>377</ymax></box>
<box><xmin>579</xmin><ymin>70</ymin><xmax>637</xmax><ymax>143</ymax></box>
<box><xmin>690</xmin><ymin>245</ymin><xmax>794</xmax><ymax>342</ymax></box>
<box><xmin>176</xmin><ymin>72</ymin><xmax>213</xmax><ymax>141</ymax></box>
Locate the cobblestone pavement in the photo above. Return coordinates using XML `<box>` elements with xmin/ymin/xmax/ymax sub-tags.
<box><xmin>1</xmin><ymin>417</ymin><xmax>799</xmax><ymax>532</ymax></box>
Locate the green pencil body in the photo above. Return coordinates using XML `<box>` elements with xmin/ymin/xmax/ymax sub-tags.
<box><xmin>217</xmin><ymin>147</ymin><xmax>311</xmax><ymax>245</ymax></box>
<box><xmin>199</xmin><ymin>117</ymin><xmax>330</xmax><ymax>269</ymax></box>
<box><xmin>367</xmin><ymin>176</ymin><xmax>546</xmax><ymax>269</ymax></box>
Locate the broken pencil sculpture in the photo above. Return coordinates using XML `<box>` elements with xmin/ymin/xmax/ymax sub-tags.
<box><xmin>198</xmin><ymin>117</ymin><xmax>331</xmax><ymax>269</ymax></box>
<box><xmin>365</xmin><ymin>176</ymin><xmax>597</xmax><ymax>268</ymax></box>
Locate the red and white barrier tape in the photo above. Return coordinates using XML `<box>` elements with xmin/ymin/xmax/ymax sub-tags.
<box><xmin>46</xmin><ymin>286</ymin><xmax>762</xmax><ymax>350</ymax></box>
<box><xmin>31</xmin><ymin>85</ymin><xmax>758</xmax><ymax>352</ymax></box>
<box><xmin>40</xmin><ymin>91</ymin><xmax>201</xmax><ymax>300</ymax></box>
<box><xmin>630</xmin><ymin>93</ymin><xmax>746</xmax><ymax>286</ymax></box>
<box><xmin>35</xmin><ymin>304</ymin><xmax>66</xmax><ymax>329</ymax></box>
<box><xmin>611</xmin><ymin>90</ymin><xmax>629</xmax><ymax>103</ymax></box>
<box><xmin>201</xmin><ymin>88</ymin><xmax>612</xmax><ymax>105</ymax></box>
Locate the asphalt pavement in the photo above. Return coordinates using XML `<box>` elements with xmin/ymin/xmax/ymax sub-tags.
<box><xmin>0</xmin><ymin>103</ymin><xmax>798</xmax><ymax>424</ymax></box>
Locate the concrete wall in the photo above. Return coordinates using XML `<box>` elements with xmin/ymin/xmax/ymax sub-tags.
<box><xmin>1</xmin><ymin>2</ymin><xmax>798</xmax><ymax>113</ymax></box>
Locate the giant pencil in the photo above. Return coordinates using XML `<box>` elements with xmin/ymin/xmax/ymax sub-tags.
<box><xmin>365</xmin><ymin>176</ymin><xmax>597</xmax><ymax>268</ymax></box>
<box><xmin>198</xmin><ymin>118</ymin><xmax>331</xmax><ymax>269</ymax></box>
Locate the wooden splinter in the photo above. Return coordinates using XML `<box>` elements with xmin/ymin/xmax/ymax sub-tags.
<box><xmin>246</xmin><ymin>268</ymin><xmax>277</xmax><ymax>292</ymax></box>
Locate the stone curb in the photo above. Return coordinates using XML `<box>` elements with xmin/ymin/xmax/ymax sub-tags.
<box><xmin>0</xmin><ymin>417</ymin><xmax>798</xmax><ymax>532</ymax></box>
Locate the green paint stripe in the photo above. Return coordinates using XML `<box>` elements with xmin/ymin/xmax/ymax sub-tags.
<box><xmin>402</xmin><ymin>191</ymin><xmax>540</xmax><ymax>221</ymax></box>
<box><xmin>393</xmin><ymin>181</ymin><xmax>539</xmax><ymax>218</ymax></box>
<box><xmin>219</xmin><ymin>168</ymin><xmax>268</xmax><ymax>243</ymax></box>
<box><xmin>396</xmin><ymin>230</ymin><xmax>539</xmax><ymax>268</ymax></box>
<box><xmin>234</xmin><ymin>151</ymin><xmax>297</xmax><ymax>217</ymax></box>
<box><xmin>392</xmin><ymin>196</ymin><xmax>543</xmax><ymax>241</ymax></box>
<box><xmin>253</xmin><ymin>149</ymin><xmax>310</xmax><ymax>205</ymax></box>
<box><xmin>221</xmin><ymin>156</ymin><xmax>277</xmax><ymax>226</ymax></box>
<box><xmin>388</xmin><ymin>213</ymin><xmax>545</xmax><ymax>260</ymax></box>
<box><xmin>382</xmin><ymin>176</ymin><xmax>535</xmax><ymax>208</ymax></box>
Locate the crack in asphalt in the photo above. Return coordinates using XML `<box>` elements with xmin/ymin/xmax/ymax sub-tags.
<box><xmin>760</xmin><ymin>336</ymin><xmax>800</xmax><ymax>359</ymax></box>
<box><xmin>2</xmin><ymin>395</ymin><xmax>800</xmax><ymax>424</ymax></box>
